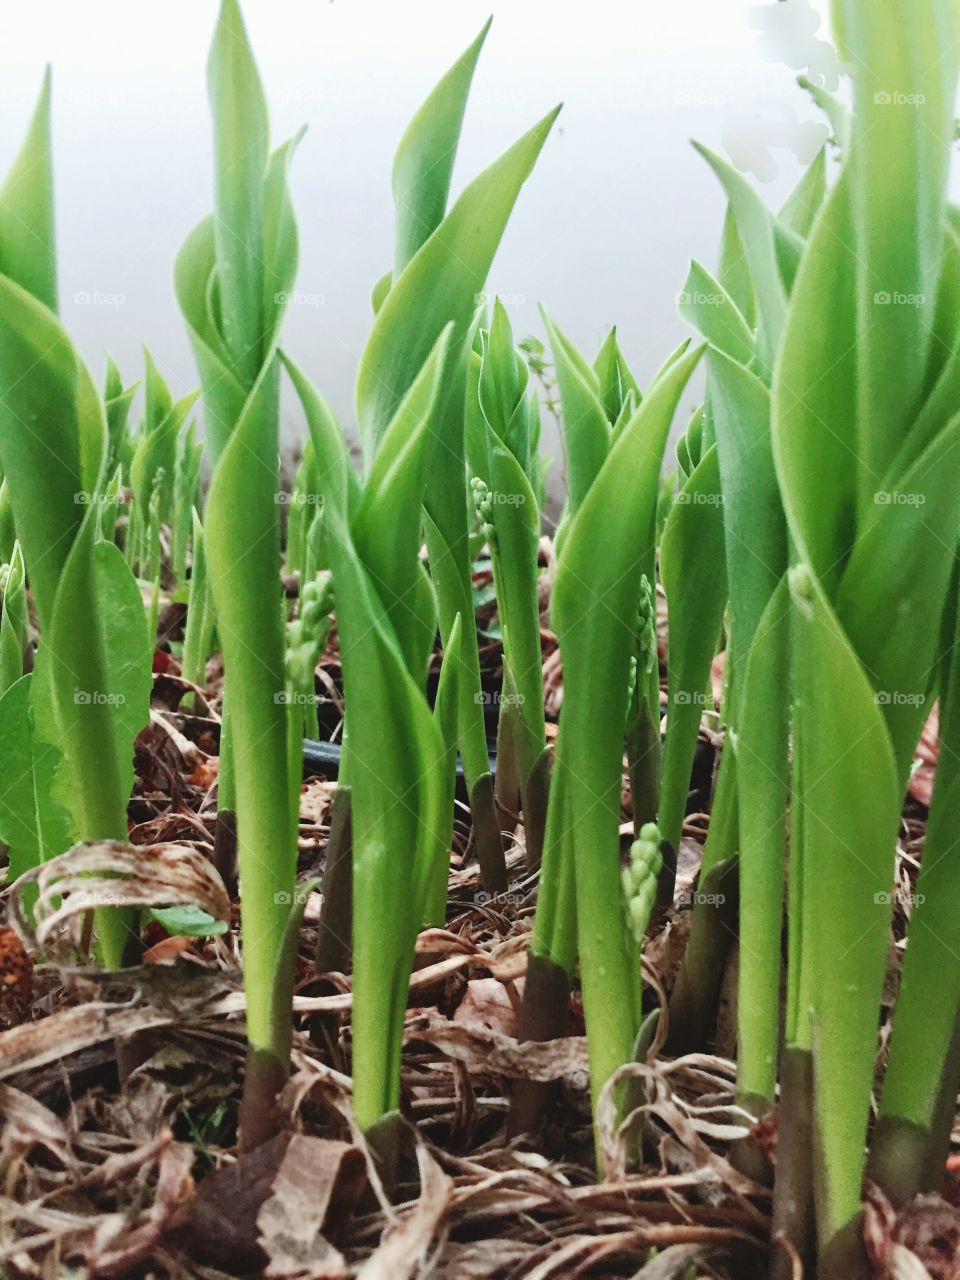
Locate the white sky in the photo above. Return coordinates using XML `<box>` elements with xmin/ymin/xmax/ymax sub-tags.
<box><xmin>0</xmin><ymin>0</ymin><xmax>836</xmax><ymax>477</ymax></box>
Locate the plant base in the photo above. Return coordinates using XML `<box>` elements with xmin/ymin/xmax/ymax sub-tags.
<box><xmin>470</xmin><ymin>774</ymin><xmax>508</xmax><ymax>895</ymax></box>
<box><xmin>508</xmin><ymin>952</ymin><xmax>570</xmax><ymax>1137</ymax></box>
<box><xmin>770</xmin><ymin>1047</ymin><xmax>815</xmax><ymax>1280</ymax></box>
<box><xmin>238</xmin><ymin>1046</ymin><xmax>288</xmax><ymax>1153</ymax></box>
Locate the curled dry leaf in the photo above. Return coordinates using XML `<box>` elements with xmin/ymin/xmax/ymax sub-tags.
<box><xmin>0</xmin><ymin>1082</ymin><xmax>73</xmax><ymax>1167</ymax></box>
<box><xmin>88</xmin><ymin>1139</ymin><xmax>195</xmax><ymax>1277</ymax></box>
<box><xmin>597</xmin><ymin>1055</ymin><xmax>764</xmax><ymax>1207</ymax></box>
<box><xmin>0</xmin><ymin>968</ymin><xmax>243</xmax><ymax>1082</ymax></box>
<box><xmin>406</xmin><ymin>1016</ymin><xmax>588</xmax><ymax>1083</ymax></box>
<box><xmin>10</xmin><ymin>839</ymin><xmax>230</xmax><ymax>956</ymax></box>
<box><xmin>357</xmin><ymin>1141</ymin><xmax>453</xmax><ymax>1280</ymax></box>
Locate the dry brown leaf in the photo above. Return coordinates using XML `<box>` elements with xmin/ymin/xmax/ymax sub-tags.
<box><xmin>185</xmin><ymin>756</ymin><xmax>219</xmax><ymax>789</ymax></box>
<box><xmin>357</xmin><ymin>1142</ymin><xmax>452</xmax><ymax>1280</ymax></box>
<box><xmin>865</xmin><ymin>1184</ymin><xmax>960</xmax><ymax>1280</ymax></box>
<box><xmin>89</xmin><ymin>1138</ymin><xmax>195</xmax><ymax>1276</ymax></box>
<box><xmin>0</xmin><ymin>968</ymin><xmax>243</xmax><ymax>1082</ymax></box>
<box><xmin>406</xmin><ymin>1017</ymin><xmax>588</xmax><ymax>1083</ymax></box>
<box><xmin>453</xmin><ymin>977</ymin><xmax>521</xmax><ymax>1038</ymax></box>
<box><xmin>909</xmin><ymin>703</ymin><xmax>940</xmax><ymax>807</ymax></box>
<box><xmin>186</xmin><ymin>1133</ymin><xmax>364</xmax><ymax>1273</ymax></box>
<box><xmin>258</xmin><ymin>1136</ymin><xmax>365</xmax><ymax>1277</ymax></box>
<box><xmin>11</xmin><ymin>840</ymin><xmax>230</xmax><ymax>956</ymax></box>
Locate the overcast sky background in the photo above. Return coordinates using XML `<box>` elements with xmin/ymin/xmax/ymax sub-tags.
<box><xmin>0</xmin><ymin>0</ymin><xmax>839</xmax><ymax>483</ymax></box>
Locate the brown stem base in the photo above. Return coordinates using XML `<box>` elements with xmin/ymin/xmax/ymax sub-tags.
<box><xmin>238</xmin><ymin>1046</ymin><xmax>288</xmax><ymax>1153</ymax></box>
<box><xmin>867</xmin><ymin>1116</ymin><xmax>931</xmax><ymax>1207</ymax></box>
<box><xmin>315</xmin><ymin>787</ymin><xmax>353</xmax><ymax>975</ymax></box>
<box><xmin>311</xmin><ymin>787</ymin><xmax>353</xmax><ymax>1057</ymax></box>
<box><xmin>818</xmin><ymin>1215</ymin><xmax>870</xmax><ymax>1280</ymax></box>
<box><xmin>507</xmin><ymin>953</ymin><xmax>571</xmax><ymax>1138</ymax></box>
<box><xmin>470</xmin><ymin>774</ymin><xmax>508</xmax><ymax>896</ymax></box>
<box><xmin>213</xmin><ymin>808</ymin><xmax>239</xmax><ymax>898</ymax></box>
<box><xmin>664</xmin><ymin>856</ymin><xmax>740</xmax><ymax>1055</ymax></box>
<box><xmin>364</xmin><ymin>1110</ymin><xmax>402</xmax><ymax>1197</ymax></box>
<box><xmin>770</xmin><ymin>1047</ymin><xmax>815</xmax><ymax>1280</ymax></box>
<box><xmin>654</xmin><ymin>839</ymin><xmax>678</xmax><ymax>924</ymax></box>
<box><xmin>520</xmin><ymin>749</ymin><xmax>551</xmax><ymax>872</ymax></box>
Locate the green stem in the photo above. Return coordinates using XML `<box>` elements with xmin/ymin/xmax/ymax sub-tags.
<box><xmin>565</xmin><ymin>749</ymin><xmax>637</xmax><ymax>1168</ymax></box>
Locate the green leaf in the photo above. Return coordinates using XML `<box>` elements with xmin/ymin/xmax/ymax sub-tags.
<box><xmin>693</xmin><ymin>143</ymin><xmax>787</xmax><ymax>379</ymax></box>
<box><xmin>547</xmin><ymin>344</ymin><xmax>703</xmax><ymax>1137</ymax></box>
<box><xmin>391</xmin><ymin>18</ymin><xmax>491</xmax><ymax>276</ymax></box>
<box><xmin>0</xmin><ymin>68</ymin><xmax>57</xmax><ymax>315</ymax></box>
<box><xmin>798</xmin><ymin>74</ymin><xmax>850</xmax><ymax>150</ymax></box>
<box><xmin>0</xmin><ymin>540</ymin><xmax>27</xmax><ymax>693</ymax></box>
<box><xmin>772</xmin><ymin>169</ymin><xmax>858</xmax><ymax>591</ymax></box>
<box><xmin>207</xmin><ymin>0</ymin><xmax>269</xmax><ymax>384</ymax></box>
<box><xmin>321</xmin><ymin>459</ymin><xmax>447</xmax><ymax>1130</ymax></box>
<box><xmin>174</xmin><ymin>215</ymin><xmax>247</xmax><ymax>464</ymax></box>
<box><xmin>0</xmin><ymin>674</ymin><xmax>69</xmax><ymax>883</ymax></box>
<box><xmin>542</xmin><ymin>309</ymin><xmax>610</xmax><ymax>516</ymax></box>
<box><xmin>705</xmin><ymin>350</ymin><xmax>787</xmax><ymax>724</ymax></box>
<box><xmin>592</xmin><ymin>326</ymin><xmax>640</xmax><ymax>424</ymax></box>
<box><xmin>735</xmin><ymin>577</ymin><xmax>791</xmax><ymax>1106</ymax></box>
<box><xmin>876</xmin><ymin>569</ymin><xmax>960</xmax><ymax>1143</ymax></box>
<box><xmin>203</xmin><ymin>358</ymin><xmax>294</xmax><ymax>1049</ymax></box>
<box><xmin>837</xmin><ymin>0</ymin><xmax>957</xmax><ymax>488</ymax></box>
<box><xmin>356</xmin><ymin>105</ymin><xmax>560</xmax><ymax>460</ymax></box>
<box><xmin>423</xmin><ymin>612</ymin><xmax>462</xmax><ymax>926</ymax></box>
<box><xmin>261</xmin><ymin>130</ymin><xmax>306</xmax><ymax>347</ymax></box>
<box><xmin>658</xmin><ymin>444</ymin><xmax>727</xmax><ymax>861</ymax></box>
<box><xmin>778</xmin><ymin>147</ymin><xmax>828</xmax><ymax>241</ymax></box>
<box><xmin>0</xmin><ymin>276</ymin><xmax>102</xmax><ymax>630</ymax></box>
<box><xmin>679</xmin><ymin>262</ymin><xmax>754</xmax><ymax>368</ymax></box>
<box><xmin>353</xmin><ymin>327</ymin><xmax>450</xmax><ymax>677</ymax></box>
<box><xmin>147</xmin><ymin>905</ymin><xmax>228</xmax><ymax>937</ymax></box>
<box><xmin>788</xmin><ymin>565</ymin><xmax>900</xmax><ymax>1245</ymax></box>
